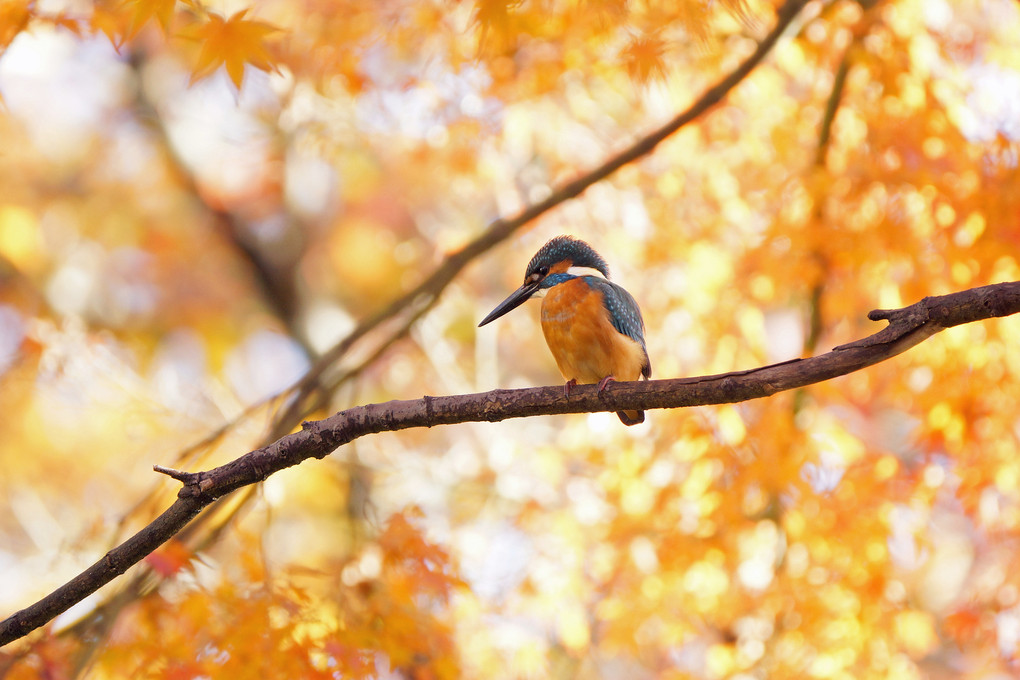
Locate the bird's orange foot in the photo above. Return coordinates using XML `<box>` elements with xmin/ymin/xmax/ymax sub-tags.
<box><xmin>597</xmin><ymin>376</ymin><xmax>616</xmax><ymax>395</ymax></box>
<box><xmin>563</xmin><ymin>378</ymin><xmax>578</xmax><ymax>397</ymax></box>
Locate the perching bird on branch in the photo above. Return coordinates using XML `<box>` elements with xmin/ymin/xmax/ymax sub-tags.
<box><xmin>478</xmin><ymin>235</ymin><xmax>651</xmax><ymax>425</ymax></box>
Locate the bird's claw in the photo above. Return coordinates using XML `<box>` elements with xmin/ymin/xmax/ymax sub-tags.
<box><xmin>563</xmin><ymin>379</ymin><xmax>578</xmax><ymax>397</ymax></box>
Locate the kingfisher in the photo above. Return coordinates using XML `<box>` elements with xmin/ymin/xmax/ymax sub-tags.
<box><xmin>478</xmin><ymin>235</ymin><xmax>651</xmax><ymax>425</ymax></box>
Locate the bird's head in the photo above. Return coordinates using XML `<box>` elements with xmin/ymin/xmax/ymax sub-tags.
<box><xmin>478</xmin><ymin>236</ymin><xmax>609</xmax><ymax>327</ymax></box>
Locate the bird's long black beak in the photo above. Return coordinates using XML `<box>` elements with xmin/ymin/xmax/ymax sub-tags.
<box><xmin>478</xmin><ymin>281</ymin><xmax>541</xmax><ymax>327</ymax></box>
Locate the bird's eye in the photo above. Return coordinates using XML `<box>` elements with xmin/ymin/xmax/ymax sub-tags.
<box><xmin>538</xmin><ymin>266</ymin><xmax>549</xmax><ymax>276</ymax></box>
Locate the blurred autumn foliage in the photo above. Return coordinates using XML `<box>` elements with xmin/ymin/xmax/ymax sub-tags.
<box><xmin>2</xmin><ymin>0</ymin><xmax>1020</xmax><ymax>677</ymax></box>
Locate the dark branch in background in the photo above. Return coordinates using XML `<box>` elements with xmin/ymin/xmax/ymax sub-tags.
<box><xmin>1</xmin><ymin>281</ymin><xmax>1018</xmax><ymax>646</ymax></box>
<box><xmin>796</xmin><ymin>43</ymin><xmax>854</xmax><ymax>416</ymax></box>
<box><xmin>1</xmin><ymin>0</ymin><xmax>812</xmax><ymax>652</ymax></box>
<box><xmin>148</xmin><ymin>58</ymin><xmax>365</xmax><ymax>410</ymax></box>
<box><xmin>814</xmin><ymin>50</ymin><xmax>851</xmax><ymax>168</ymax></box>
<box><xmin>805</xmin><ymin>42</ymin><xmax>854</xmax><ymax>355</ymax></box>
<box><xmin>127</xmin><ymin>49</ymin><xmax>310</xmax><ymax>353</ymax></box>
<box><xmin>221</xmin><ymin>221</ymin><xmax>305</xmax><ymax>339</ymax></box>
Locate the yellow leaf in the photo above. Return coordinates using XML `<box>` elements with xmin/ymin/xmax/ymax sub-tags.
<box><xmin>189</xmin><ymin>8</ymin><xmax>280</xmax><ymax>89</ymax></box>
<box><xmin>126</xmin><ymin>0</ymin><xmax>177</xmax><ymax>36</ymax></box>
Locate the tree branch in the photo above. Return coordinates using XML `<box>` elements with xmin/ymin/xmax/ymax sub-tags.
<box><xmin>815</xmin><ymin>47</ymin><xmax>851</xmax><ymax>168</ymax></box>
<box><xmin>2</xmin><ymin>280</ymin><xmax>1018</xmax><ymax>646</ymax></box>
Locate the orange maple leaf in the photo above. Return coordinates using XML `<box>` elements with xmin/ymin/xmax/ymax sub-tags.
<box><xmin>623</xmin><ymin>33</ymin><xmax>668</xmax><ymax>83</ymax></box>
<box><xmin>0</xmin><ymin>0</ymin><xmax>31</xmax><ymax>50</ymax></box>
<box><xmin>91</xmin><ymin>0</ymin><xmax>130</xmax><ymax>48</ymax></box>
<box><xmin>127</xmin><ymin>0</ymin><xmax>177</xmax><ymax>37</ymax></box>
<box><xmin>189</xmin><ymin>8</ymin><xmax>280</xmax><ymax>89</ymax></box>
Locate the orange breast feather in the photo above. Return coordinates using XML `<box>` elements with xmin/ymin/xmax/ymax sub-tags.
<box><xmin>540</xmin><ymin>278</ymin><xmax>647</xmax><ymax>385</ymax></box>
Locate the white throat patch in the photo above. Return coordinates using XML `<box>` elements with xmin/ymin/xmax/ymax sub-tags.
<box><xmin>566</xmin><ymin>266</ymin><xmax>607</xmax><ymax>279</ymax></box>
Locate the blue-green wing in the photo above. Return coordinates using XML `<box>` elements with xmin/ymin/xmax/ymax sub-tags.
<box><xmin>586</xmin><ymin>277</ymin><xmax>652</xmax><ymax>378</ymax></box>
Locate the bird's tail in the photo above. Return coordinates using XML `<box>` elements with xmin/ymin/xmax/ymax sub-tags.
<box><xmin>616</xmin><ymin>410</ymin><xmax>644</xmax><ymax>426</ymax></box>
